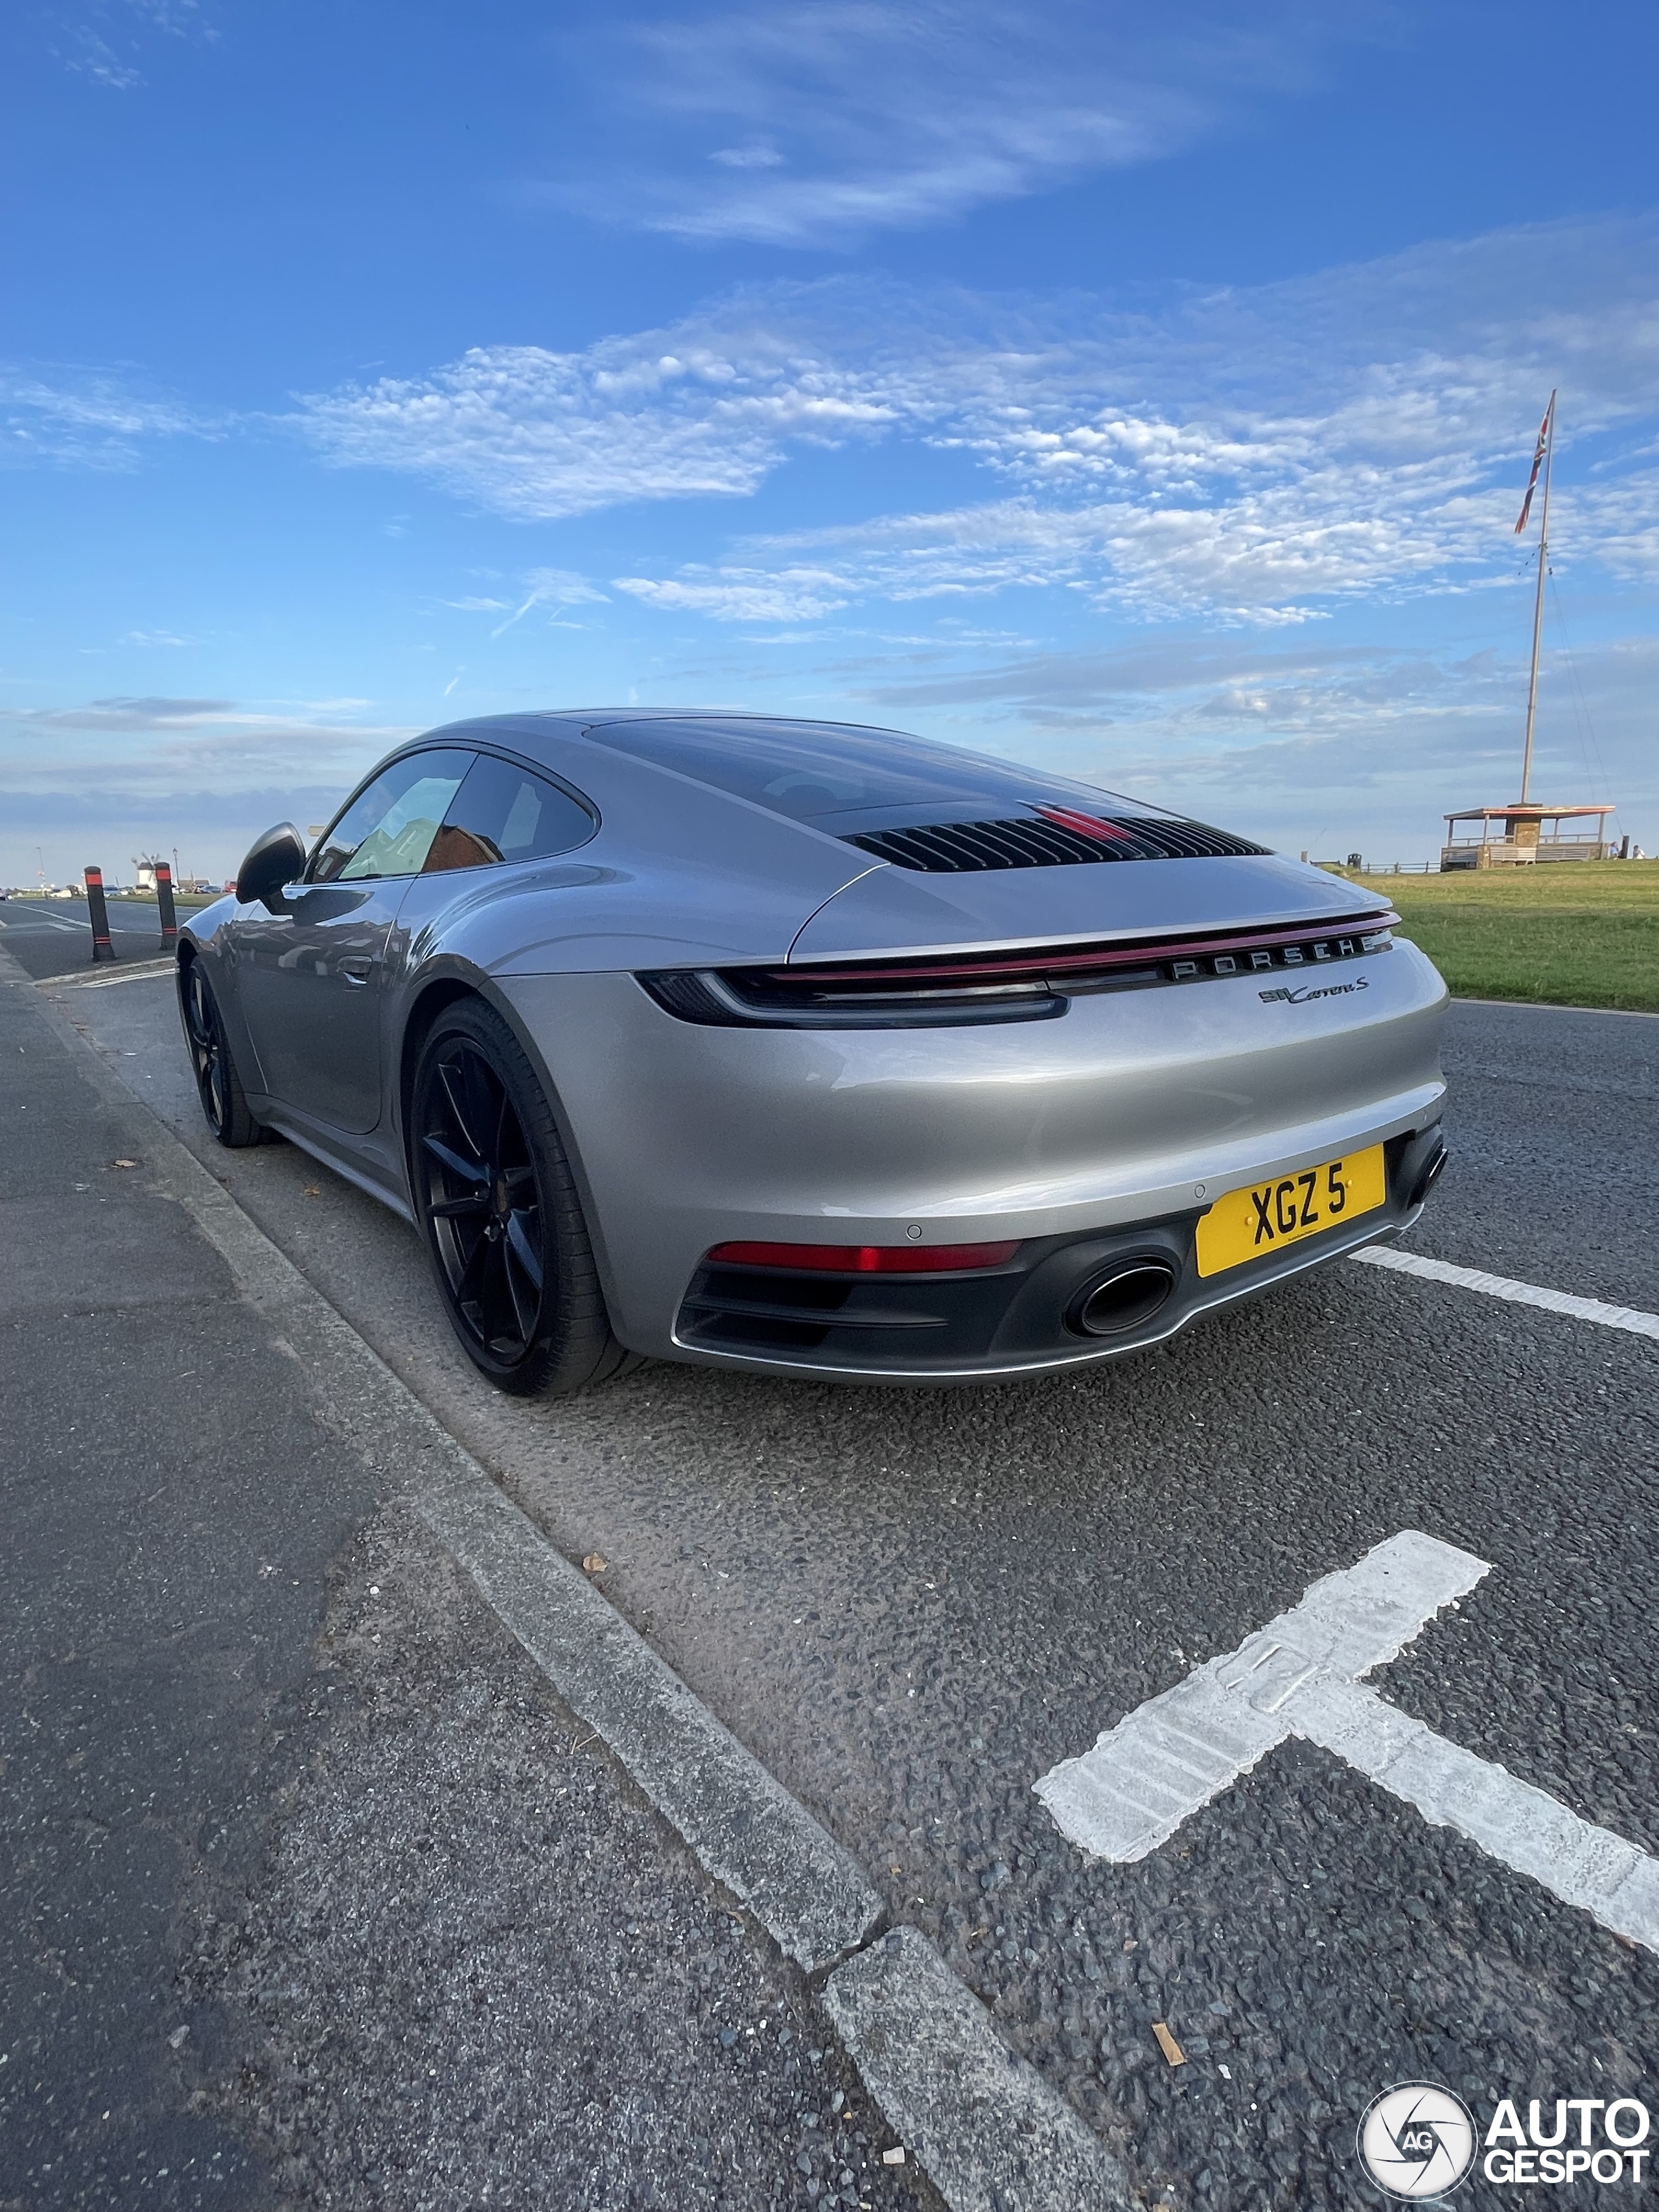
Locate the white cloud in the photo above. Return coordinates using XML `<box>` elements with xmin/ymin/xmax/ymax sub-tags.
<box><xmin>0</xmin><ymin>694</ymin><xmax>410</xmax><ymax>793</ymax></box>
<box><xmin>841</xmin><ymin>630</ymin><xmax>1656</xmax><ymax>859</ymax></box>
<box><xmin>50</xmin><ymin>0</ymin><xmax>215</xmax><ymax>89</ymax></box>
<box><xmin>612</xmin><ymin>568</ymin><xmax>850</xmax><ymax>622</ymax></box>
<box><xmin>484</xmin><ymin>566</ymin><xmax>611</xmax><ymax>636</ymax></box>
<box><xmin>709</xmin><ymin>143</ymin><xmax>785</xmax><ymax>170</ymax></box>
<box><xmin>294</xmin><ymin>307</ymin><xmax>917</xmax><ymax>520</ymax></box>
<box><xmin>548</xmin><ymin>0</ymin><xmax>1353</xmax><ymax>246</ymax></box>
<box><xmin>1</xmin><ymin>367</ymin><xmax>220</xmax><ymax>469</ymax></box>
<box><xmin>290</xmin><ymin>215</ymin><xmax>1659</xmax><ymax>625</ymax></box>
<box><xmin>0</xmin><ymin>690</ymin><xmax>413</xmax><ymax>883</ymax></box>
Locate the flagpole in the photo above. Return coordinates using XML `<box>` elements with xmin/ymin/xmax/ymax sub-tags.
<box><xmin>1518</xmin><ymin>390</ymin><xmax>1556</xmax><ymax>806</ymax></box>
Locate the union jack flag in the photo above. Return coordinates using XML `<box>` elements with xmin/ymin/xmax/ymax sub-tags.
<box><xmin>1514</xmin><ymin>391</ymin><xmax>1555</xmax><ymax>534</ymax></box>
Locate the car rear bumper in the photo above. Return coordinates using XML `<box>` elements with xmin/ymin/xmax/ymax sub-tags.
<box><xmin>664</xmin><ymin>1122</ymin><xmax>1445</xmax><ymax>1380</ymax></box>
<box><xmin>498</xmin><ymin>933</ymin><xmax>1448</xmax><ymax>1381</ymax></box>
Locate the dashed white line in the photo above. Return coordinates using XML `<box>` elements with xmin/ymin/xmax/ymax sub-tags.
<box><xmin>1036</xmin><ymin>1533</ymin><xmax>1659</xmax><ymax>1953</ymax></box>
<box><xmin>1354</xmin><ymin>1244</ymin><xmax>1659</xmax><ymax>1342</ymax></box>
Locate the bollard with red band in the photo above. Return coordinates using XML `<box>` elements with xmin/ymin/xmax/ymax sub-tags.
<box><xmin>84</xmin><ymin>867</ymin><xmax>115</xmax><ymax>962</ymax></box>
<box><xmin>155</xmin><ymin>861</ymin><xmax>178</xmax><ymax>948</ymax></box>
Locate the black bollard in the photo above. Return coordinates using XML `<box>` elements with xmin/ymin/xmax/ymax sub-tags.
<box><xmin>84</xmin><ymin>867</ymin><xmax>115</xmax><ymax>962</ymax></box>
<box><xmin>155</xmin><ymin>861</ymin><xmax>178</xmax><ymax>949</ymax></box>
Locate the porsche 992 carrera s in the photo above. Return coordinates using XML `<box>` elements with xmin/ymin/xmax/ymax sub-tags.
<box><xmin>178</xmin><ymin>712</ymin><xmax>1448</xmax><ymax>1392</ymax></box>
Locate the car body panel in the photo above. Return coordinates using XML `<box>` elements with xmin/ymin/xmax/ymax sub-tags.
<box><xmin>788</xmin><ymin>850</ymin><xmax>1388</xmax><ymax>963</ymax></box>
<box><xmin>224</xmin><ymin>879</ymin><xmax>403</xmax><ymax>1131</ymax></box>
<box><xmin>179</xmin><ymin>710</ymin><xmax>1450</xmax><ymax>1384</ymax></box>
<box><xmin>397</xmin><ymin>723</ymin><xmax>882</xmax><ymax>973</ymax></box>
<box><xmin>493</xmin><ymin>937</ymin><xmax>1445</xmax><ymax>1366</ymax></box>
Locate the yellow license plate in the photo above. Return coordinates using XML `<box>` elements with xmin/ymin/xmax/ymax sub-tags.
<box><xmin>1194</xmin><ymin>1143</ymin><xmax>1386</xmax><ymax>1277</ymax></box>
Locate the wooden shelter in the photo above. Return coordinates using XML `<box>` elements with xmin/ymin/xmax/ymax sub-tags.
<box><xmin>1440</xmin><ymin>802</ymin><xmax>1615</xmax><ymax>869</ymax></box>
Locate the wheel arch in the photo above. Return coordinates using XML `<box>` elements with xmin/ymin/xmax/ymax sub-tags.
<box><xmin>395</xmin><ymin>965</ymin><xmax>625</xmax><ymax>1316</ymax></box>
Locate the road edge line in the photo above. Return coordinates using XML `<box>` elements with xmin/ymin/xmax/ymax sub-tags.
<box><xmin>1450</xmin><ymin>995</ymin><xmax>1659</xmax><ymax>1021</ymax></box>
<box><xmin>44</xmin><ymin>956</ymin><xmax>179</xmax><ymax>988</ymax></box>
<box><xmin>1352</xmin><ymin>1244</ymin><xmax>1659</xmax><ymax>1340</ymax></box>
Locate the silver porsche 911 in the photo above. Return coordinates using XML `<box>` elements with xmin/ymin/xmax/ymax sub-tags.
<box><xmin>178</xmin><ymin>712</ymin><xmax>1448</xmax><ymax>1393</ymax></box>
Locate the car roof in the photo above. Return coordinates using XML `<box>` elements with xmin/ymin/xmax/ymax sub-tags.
<box><xmin>422</xmin><ymin>708</ymin><xmax>1160</xmax><ymax>835</ymax></box>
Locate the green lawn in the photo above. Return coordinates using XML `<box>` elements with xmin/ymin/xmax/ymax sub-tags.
<box><xmin>1334</xmin><ymin>861</ymin><xmax>1659</xmax><ymax>1013</ymax></box>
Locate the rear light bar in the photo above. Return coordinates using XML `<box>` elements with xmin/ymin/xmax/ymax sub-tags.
<box><xmin>787</xmin><ymin>914</ymin><xmax>1399</xmax><ymax>991</ymax></box>
<box><xmin>708</xmin><ymin>1239</ymin><xmax>1021</xmax><ymax>1274</ymax></box>
<box><xmin>638</xmin><ymin>912</ymin><xmax>1397</xmax><ymax>1030</ymax></box>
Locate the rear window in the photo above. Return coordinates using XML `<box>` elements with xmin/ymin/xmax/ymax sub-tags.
<box><xmin>585</xmin><ymin>717</ymin><xmax>1135</xmax><ymax>828</ymax></box>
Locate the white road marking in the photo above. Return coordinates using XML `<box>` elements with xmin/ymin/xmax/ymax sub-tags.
<box><xmin>1036</xmin><ymin>1532</ymin><xmax>1659</xmax><ymax>1953</ymax></box>
<box><xmin>45</xmin><ymin>959</ymin><xmax>177</xmax><ymax>990</ymax></box>
<box><xmin>1453</xmin><ymin>995</ymin><xmax>1659</xmax><ymax>1021</ymax></box>
<box><xmin>1354</xmin><ymin>1244</ymin><xmax>1659</xmax><ymax>1342</ymax></box>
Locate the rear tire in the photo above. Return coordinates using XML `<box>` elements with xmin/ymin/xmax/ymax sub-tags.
<box><xmin>410</xmin><ymin>998</ymin><xmax>640</xmax><ymax>1395</ymax></box>
<box><xmin>181</xmin><ymin>960</ymin><xmax>266</xmax><ymax>1148</ymax></box>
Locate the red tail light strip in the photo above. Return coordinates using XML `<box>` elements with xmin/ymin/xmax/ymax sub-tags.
<box><xmin>708</xmin><ymin>1240</ymin><xmax>1021</xmax><ymax>1274</ymax></box>
<box><xmin>783</xmin><ymin>913</ymin><xmax>1400</xmax><ymax>991</ymax></box>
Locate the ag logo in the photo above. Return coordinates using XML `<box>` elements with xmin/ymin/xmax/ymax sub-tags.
<box><xmin>1357</xmin><ymin>2083</ymin><xmax>1478</xmax><ymax>2199</ymax></box>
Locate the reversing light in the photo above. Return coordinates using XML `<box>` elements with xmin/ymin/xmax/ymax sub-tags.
<box><xmin>708</xmin><ymin>1239</ymin><xmax>1021</xmax><ymax>1274</ymax></box>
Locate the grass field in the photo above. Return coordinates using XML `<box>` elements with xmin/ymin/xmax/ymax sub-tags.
<box><xmin>1337</xmin><ymin>861</ymin><xmax>1659</xmax><ymax>1013</ymax></box>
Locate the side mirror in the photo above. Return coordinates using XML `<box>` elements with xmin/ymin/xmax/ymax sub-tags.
<box><xmin>236</xmin><ymin>822</ymin><xmax>308</xmax><ymax>910</ymax></box>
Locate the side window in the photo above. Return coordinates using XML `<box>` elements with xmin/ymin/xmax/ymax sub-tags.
<box><xmin>309</xmin><ymin>751</ymin><xmax>472</xmax><ymax>883</ymax></box>
<box><xmin>423</xmin><ymin>753</ymin><xmax>596</xmax><ymax>874</ymax></box>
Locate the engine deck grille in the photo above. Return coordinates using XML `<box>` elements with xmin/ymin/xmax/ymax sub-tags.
<box><xmin>844</xmin><ymin>811</ymin><xmax>1270</xmax><ymax>871</ymax></box>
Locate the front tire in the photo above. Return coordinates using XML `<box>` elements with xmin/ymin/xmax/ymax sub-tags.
<box><xmin>181</xmin><ymin>960</ymin><xmax>266</xmax><ymax>1148</ymax></box>
<box><xmin>410</xmin><ymin>999</ymin><xmax>637</xmax><ymax>1395</ymax></box>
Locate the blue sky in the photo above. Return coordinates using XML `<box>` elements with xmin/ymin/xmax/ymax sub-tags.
<box><xmin>3</xmin><ymin>0</ymin><xmax>1656</xmax><ymax>884</ymax></box>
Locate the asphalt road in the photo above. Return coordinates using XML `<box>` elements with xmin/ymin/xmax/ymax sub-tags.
<box><xmin>0</xmin><ymin>896</ymin><xmax>216</xmax><ymax>980</ymax></box>
<box><xmin>28</xmin><ymin>969</ymin><xmax>1659</xmax><ymax>2207</ymax></box>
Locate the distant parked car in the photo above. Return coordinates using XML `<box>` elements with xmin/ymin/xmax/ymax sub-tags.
<box><xmin>177</xmin><ymin>714</ymin><xmax>1448</xmax><ymax>1393</ymax></box>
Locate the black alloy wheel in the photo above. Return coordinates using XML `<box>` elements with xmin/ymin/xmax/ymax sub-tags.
<box><xmin>410</xmin><ymin>999</ymin><xmax>637</xmax><ymax>1395</ymax></box>
<box><xmin>181</xmin><ymin>959</ymin><xmax>265</xmax><ymax>1147</ymax></box>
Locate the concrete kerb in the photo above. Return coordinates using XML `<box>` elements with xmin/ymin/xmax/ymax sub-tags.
<box><xmin>19</xmin><ymin>948</ymin><xmax>1136</xmax><ymax>2212</ymax></box>
<box><xmin>824</xmin><ymin>1932</ymin><xmax>1133</xmax><ymax>2212</ymax></box>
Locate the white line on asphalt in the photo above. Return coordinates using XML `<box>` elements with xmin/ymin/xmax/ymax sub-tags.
<box><xmin>1353</xmin><ymin>1244</ymin><xmax>1659</xmax><ymax>1342</ymax></box>
<box><xmin>45</xmin><ymin>959</ymin><xmax>177</xmax><ymax>990</ymax></box>
<box><xmin>1453</xmin><ymin>995</ymin><xmax>1659</xmax><ymax>1021</ymax></box>
<box><xmin>1036</xmin><ymin>1532</ymin><xmax>1485</xmax><ymax>1863</ymax></box>
<box><xmin>1036</xmin><ymin>1532</ymin><xmax>1659</xmax><ymax>1953</ymax></box>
